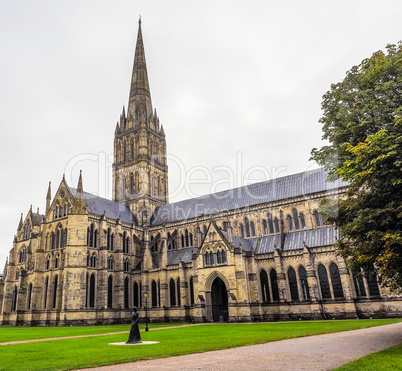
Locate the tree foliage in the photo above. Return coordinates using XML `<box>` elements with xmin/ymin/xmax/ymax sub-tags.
<box><xmin>311</xmin><ymin>42</ymin><xmax>402</xmax><ymax>289</ymax></box>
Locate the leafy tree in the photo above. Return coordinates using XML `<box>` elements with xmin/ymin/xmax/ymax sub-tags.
<box><xmin>311</xmin><ymin>42</ymin><xmax>402</xmax><ymax>289</ymax></box>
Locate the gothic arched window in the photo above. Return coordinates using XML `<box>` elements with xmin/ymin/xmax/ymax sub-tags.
<box><xmin>52</xmin><ymin>275</ymin><xmax>58</xmax><ymax>309</ymax></box>
<box><xmin>107</xmin><ymin>275</ymin><xmax>113</xmax><ymax>308</ymax></box>
<box><xmin>169</xmin><ymin>278</ymin><xmax>176</xmax><ymax>306</ymax></box>
<box><xmin>274</xmin><ymin>217</ymin><xmax>280</xmax><ymax>233</ymax></box>
<box><xmin>268</xmin><ymin>213</ymin><xmax>275</xmax><ymax>234</ymax></box>
<box><xmin>318</xmin><ymin>264</ymin><xmax>331</xmax><ymax>299</ymax></box>
<box><xmin>299</xmin><ymin>213</ymin><xmax>306</xmax><ymax>229</ymax></box>
<box><xmin>189</xmin><ymin>276</ymin><xmax>195</xmax><ymax>305</ymax></box>
<box><xmin>133</xmin><ymin>281</ymin><xmax>139</xmax><ymax>308</ymax></box>
<box><xmin>245</xmin><ymin>217</ymin><xmax>250</xmax><ymax>237</ymax></box>
<box><xmin>352</xmin><ymin>271</ymin><xmax>366</xmax><ymax>297</ymax></box>
<box><xmin>288</xmin><ymin>267</ymin><xmax>299</xmax><ymax>301</ymax></box>
<box><xmin>313</xmin><ymin>210</ymin><xmax>321</xmax><ymax>227</ymax></box>
<box><xmin>177</xmin><ymin>278</ymin><xmax>181</xmax><ymax>306</ymax></box>
<box><xmin>270</xmin><ymin>269</ymin><xmax>280</xmax><ymax>301</ymax></box>
<box><xmin>262</xmin><ymin>220</ymin><xmax>268</xmax><ymax>234</ymax></box>
<box><xmin>124</xmin><ymin>276</ymin><xmax>129</xmax><ymax>308</ymax></box>
<box><xmin>239</xmin><ymin>223</ymin><xmax>245</xmax><ymax>238</ymax></box>
<box><xmin>250</xmin><ymin>222</ymin><xmax>256</xmax><ymax>236</ymax></box>
<box><xmin>151</xmin><ymin>280</ymin><xmax>158</xmax><ymax>307</ymax></box>
<box><xmin>292</xmin><ymin>208</ymin><xmax>300</xmax><ymax>230</ymax></box>
<box><xmin>299</xmin><ymin>266</ymin><xmax>310</xmax><ymax>300</ymax></box>
<box><xmin>89</xmin><ymin>273</ymin><xmax>96</xmax><ymax>308</ymax></box>
<box><xmin>286</xmin><ymin>215</ymin><xmax>293</xmax><ymax>231</ymax></box>
<box><xmin>260</xmin><ymin>269</ymin><xmax>270</xmax><ymax>302</ymax></box>
<box><xmin>329</xmin><ymin>263</ymin><xmax>344</xmax><ymax>298</ymax></box>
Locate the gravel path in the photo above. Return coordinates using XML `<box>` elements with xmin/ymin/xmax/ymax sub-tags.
<box><xmin>85</xmin><ymin>322</ymin><xmax>402</xmax><ymax>371</ymax></box>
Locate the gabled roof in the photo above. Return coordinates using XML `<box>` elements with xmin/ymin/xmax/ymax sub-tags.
<box><xmin>151</xmin><ymin>168</ymin><xmax>348</xmax><ymax>226</ymax></box>
<box><xmin>69</xmin><ymin>187</ymin><xmax>135</xmax><ymax>224</ymax></box>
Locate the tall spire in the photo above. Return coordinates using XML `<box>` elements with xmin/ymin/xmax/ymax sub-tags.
<box><xmin>127</xmin><ymin>17</ymin><xmax>153</xmax><ymax>123</ymax></box>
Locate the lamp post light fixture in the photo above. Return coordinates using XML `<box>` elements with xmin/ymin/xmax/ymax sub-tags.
<box><xmin>144</xmin><ymin>291</ymin><xmax>149</xmax><ymax>331</ymax></box>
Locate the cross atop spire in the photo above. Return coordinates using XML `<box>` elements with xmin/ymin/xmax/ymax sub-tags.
<box><xmin>127</xmin><ymin>18</ymin><xmax>153</xmax><ymax>123</ymax></box>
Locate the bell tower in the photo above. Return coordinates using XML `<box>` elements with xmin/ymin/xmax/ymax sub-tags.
<box><xmin>113</xmin><ymin>19</ymin><xmax>168</xmax><ymax>223</ymax></box>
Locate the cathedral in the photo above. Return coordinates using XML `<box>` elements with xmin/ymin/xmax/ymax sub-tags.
<box><xmin>0</xmin><ymin>20</ymin><xmax>401</xmax><ymax>326</ymax></box>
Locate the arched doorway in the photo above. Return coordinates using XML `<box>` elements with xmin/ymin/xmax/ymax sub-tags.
<box><xmin>211</xmin><ymin>277</ymin><xmax>228</xmax><ymax>322</ymax></box>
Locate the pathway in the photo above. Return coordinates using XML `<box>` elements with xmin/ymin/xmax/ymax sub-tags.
<box><xmin>83</xmin><ymin>322</ymin><xmax>402</xmax><ymax>370</ymax></box>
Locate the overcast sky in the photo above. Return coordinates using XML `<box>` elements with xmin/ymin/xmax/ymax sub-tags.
<box><xmin>1</xmin><ymin>0</ymin><xmax>401</xmax><ymax>267</ymax></box>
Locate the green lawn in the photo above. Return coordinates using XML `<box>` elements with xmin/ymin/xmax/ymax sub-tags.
<box><xmin>0</xmin><ymin>322</ymin><xmax>185</xmax><ymax>342</ymax></box>
<box><xmin>336</xmin><ymin>343</ymin><xmax>402</xmax><ymax>370</ymax></box>
<box><xmin>0</xmin><ymin>319</ymin><xmax>400</xmax><ymax>370</ymax></box>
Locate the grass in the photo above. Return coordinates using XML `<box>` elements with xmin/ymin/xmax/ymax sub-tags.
<box><xmin>0</xmin><ymin>319</ymin><xmax>400</xmax><ymax>370</ymax></box>
<box><xmin>336</xmin><ymin>343</ymin><xmax>402</xmax><ymax>370</ymax></box>
<box><xmin>0</xmin><ymin>322</ymin><xmax>185</xmax><ymax>342</ymax></box>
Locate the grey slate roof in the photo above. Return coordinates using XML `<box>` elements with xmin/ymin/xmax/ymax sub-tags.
<box><xmin>251</xmin><ymin>226</ymin><xmax>338</xmax><ymax>254</ymax></box>
<box><xmin>151</xmin><ymin>168</ymin><xmax>348</xmax><ymax>226</ymax></box>
<box><xmin>167</xmin><ymin>248</ymin><xmax>197</xmax><ymax>265</ymax></box>
<box><xmin>69</xmin><ymin>187</ymin><xmax>135</xmax><ymax>224</ymax></box>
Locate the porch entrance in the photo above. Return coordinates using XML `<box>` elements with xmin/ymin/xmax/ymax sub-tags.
<box><xmin>211</xmin><ymin>277</ymin><xmax>228</xmax><ymax>322</ymax></box>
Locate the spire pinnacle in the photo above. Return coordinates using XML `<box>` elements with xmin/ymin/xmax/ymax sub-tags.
<box><xmin>17</xmin><ymin>213</ymin><xmax>23</xmax><ymax>231</ymax></box>
<box><xmin>46</xmin><ymin>182</ymin><xmax>51</xmax><ymax>213</ymax></box>
<box><xmin>127</xmin><ymin>18</ymin><xmax>153</xmax><ymax>123</ymax></box>
<box><xmin>73</xmin><ymin>170</ymin><xmax>86</xmax><ymax>213</ymax></box>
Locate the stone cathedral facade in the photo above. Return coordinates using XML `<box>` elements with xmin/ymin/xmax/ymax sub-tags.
<box><xmin>0</xmin><ymin>21</ymin><xmax>401</xmax><ymax>326</ymax></box>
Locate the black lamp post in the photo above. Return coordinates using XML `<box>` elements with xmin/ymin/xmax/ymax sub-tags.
<box><xmin>144</xmin><ymin>291</ymin><xmax>149</xmax><ymax>331</ymax></box>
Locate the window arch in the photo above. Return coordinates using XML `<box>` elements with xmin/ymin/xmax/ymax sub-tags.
<box><xmin>107</xmin><ymin>275</ymin><xmax>113</xmax><ymax>308</ymax></box>
<box><xmin>288</xmin><ymin>267</ymin><xmax>299</xmax><ymax>301</ymax></box>
<box><xmin>352</xmin><ymin>271</ymin><xmax>366</xmax><ymax>297</ymax></box>
<box><xmin>205</xmin><ymin>248</ymin><xmax>214</xmax><ymax>266</ymax></box>
<box><xmin>329</xmin><ymin>263</ymin><xmax>344</xmax><ymax>298</ymax></box>
<box><xmin>262</xmin><ymin>220</ymin><xmax>268</xmax><ymax>235</ymax></box>
<box><xmin>52</xmin><ymin>275</ymin><xmax>58</xmax><ymax>309</ymax></box>
<box><xmin>124</xmin><ymin>258</ymin><xmax>129</xmax><ymax>272</ymax></box>
<box><xmin>270</xmin><ymin>269</ymin><xmax>280</xmax><ymax>301</ymax></box>
<box><xmin>299</xmin><ymin>266</ymin><xmax>310</xmax><ymax>300</ymax></box>
<box><xmin>216</xmin><ymin>248</ymin><xmax>227</xmax><ymax>264</ymax></box>
<box><xmin>268</xmin><ymin>213</ymin><xmax>275</xmax><ymax>234</ymax></box>
<box><xmin>176</xmin><ymin>278</ymin><xmax>181</xmax><ymax>306</ymax></box>
<box><xmin>124</xmin><ymin>276</ymin><xmax>129</xmax><ymax>308</ymax></box>
<box><xmin>273</xmin><ymin>217</ymin><xmax>280</xmax><ymax>233</ymax></box>
<box><xmin>244</xmin><ymin>217</ymin><xmax>250</xmax><ymax>237</ymax></box>
<box><xmin>239</xmin><ymin>223</ymin><xmax>245</xmax><ymax>238</ymax></box>
<box><xmin>292</xmin><ymin>208</ymin><xmax>300</xmax><ymax>230</ymax></box>
<box><xmin>313</xmin><ymin>210</ymin><xmax>321</xmax><ymax>227</ymax></box>
<box><xmin>367</xmin><ymin>272</ymin><xmax>381</xmax><ymax>297</ymax></box>
<box><xmin>286</xmin><ymin>215</ymin><xmax>293</xmax><ymax>231</ymax></box>
<box><xmin>169</xmin><ymin>278</ymin><xmax>176</xmax><ymax>306</ymax></box>
<box><xmin>133</xmin><ymin>281</ymin><xmax>139</xmax><ymax>308</ymax></box>
<box><xmin>189</xmin><ymin>276</ymin><xmax>195</xmax><ymax>305</ymax></box>
<box><xmin>299</xmin><ymin>213</ymin><xmax>306</xmax><ymax>229</ymax></box>
<box><xmin>151</xmin><ymin>280</ymin><xmax>158</xmax><ymax>307</ymax></box>
<box><xmin>107</xmin><ymin>255</ymin><xmax>114</xmax><ymax>271</ymax></box>
<box><xmin>250</xmin><ymin>221</ymin><xmax>256</xmax><ymax>237</ymax></box>
<box><xmin>318</xmin><ymin>264</ymin><xmax>331</xmax><ymax>299</ymax></box>
<box><xmin>89</xmin><ymin>273</ymin><xmax>96</xmax><ymax>308</ymax></box>
<box><xmin>107</xmin><ymin>228</ymin><xmax>114</xmax><ymax>251</ymax></box>
<box><xmin>260</xmin><ymin>269</ymin><xmax>270</xmax><ymax>302</ymax></box>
